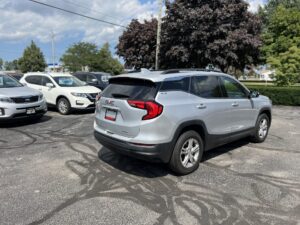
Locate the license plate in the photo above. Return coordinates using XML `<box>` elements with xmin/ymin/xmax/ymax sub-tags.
<box><xmin>26</xmin><ymin>108</ymin><xmax>36</xmax><ymax>115</ymax></box>
<box><xmin>105</xmin><ymin>109</ymin><xmax>117</xmax><ymax>121</ymax></box>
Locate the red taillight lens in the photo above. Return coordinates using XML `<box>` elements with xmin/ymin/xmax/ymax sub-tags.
<box><xmin>127</xmin><ymin>100</ymin><xmax>163</xmax><ymax>120</ymax></box>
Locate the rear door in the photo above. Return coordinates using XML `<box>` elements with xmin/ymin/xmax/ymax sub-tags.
<box><xmin>24</xmin><ymin>75</ymin><xmax>43</xmax><ymax>91</ymax></box>
<box><xmin>190</xmin><ymin>75</ymin><xmax>233</xmax><ymax>135</ymax></box>
<box><xmin>40</xmin><ymin>76</ymin><xmax>56</xmax><ymax>105</ymax></box>
<box><xmin>95</xmin><ymin>78</ymin><xmax>158</xmax><ymax>138</ymax></box>
<box><xmin>219</xmin><ymin>76</ymin><xmax>256</xmax><ymax>132</ymax></box>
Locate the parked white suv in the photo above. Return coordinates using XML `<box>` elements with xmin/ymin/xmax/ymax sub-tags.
<box><xmin>20</xmin><ymin>72</ymin><xmax>101</xmax><ymax>115</ymax></box>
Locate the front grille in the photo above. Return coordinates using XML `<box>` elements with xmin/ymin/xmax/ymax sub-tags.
<box><xmin>87</xmin><ymin>93</ymin><xmax>97</xmax><ymax>102</ymax></box>
<box><xmin>11</xmin><ymin>96</ymin><xmax>39</xmax><ymax>104</ymax></box>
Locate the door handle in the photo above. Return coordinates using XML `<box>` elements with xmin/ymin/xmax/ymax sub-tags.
<box><xmin>197</xmin><ymin>104</ymin><xmax>206</xmax><ymax>109</ymax></box>
<box><xmin>232</xmin><ymin>102</ymin><xmax>239</xmax><ymax>107</ymax></box>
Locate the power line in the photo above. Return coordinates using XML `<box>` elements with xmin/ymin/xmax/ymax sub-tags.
<box><xmin>28</xmin><ymin>0</ymin><xmax>127</xmax><ymax>28</ymax></box>
<box><xmin>60</xmin><ymin>0</ymin><xmax>123</xmax><ymax>22</ymax></box>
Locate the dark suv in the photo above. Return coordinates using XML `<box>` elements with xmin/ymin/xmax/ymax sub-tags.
<box><xmin>73</xmin><ymin>72</ymin><xmax>111</xmax><ymax>91</ymax></box>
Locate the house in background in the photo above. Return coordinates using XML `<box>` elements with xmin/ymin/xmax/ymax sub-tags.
<box><xmin>242</xmin><ymin>65</ymin><xmax>275</xmax><ymax>81</ymax></box>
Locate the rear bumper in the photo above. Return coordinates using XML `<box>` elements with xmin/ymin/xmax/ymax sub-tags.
<box><xmin>94</xmin><ymin>131</ymin><xmax>173</xmax><ymax>163</ymax></box>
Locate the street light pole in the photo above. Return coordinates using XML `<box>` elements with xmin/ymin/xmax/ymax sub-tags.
<box><xmin>155</xmin><ymin>0</ymin><xmax>163</xmax><ymax>70</ymax></box>
<box><xmin>51</xmin><ymin>31</ymin><xmax>56</xmax><ymax>71</ymax></box>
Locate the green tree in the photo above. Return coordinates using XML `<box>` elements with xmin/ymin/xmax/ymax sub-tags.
<box><xmin>259</xmin><ymin>0</ymin><xmax>300</xmax><ymax>26</ymax></box>
<box><xmin>18</xmin><ymin>41</ymin><xmax>47</xmax><ymax>73</ymax></box>
<box><xmin>262</xmin><ymin>5</ymin><xmax>300</xmax><ymax>85</ymax></box>
<box><xmin>0</xmin><ymin>58</ymin><xmax>3</xmax><ymax>70</ymax></box>
<box><xmin>96</xmin><ymin>43</ymin><xmax>123</xmax><ymax>75</ymax></box>
<box><xmin>4</xmin><ymin>60</ymin><xmax>19</xmax><ymax>71</ymax></box>
<box><xmin>268</xmin><ymin>46</ymin><xmax>300</xmax><ymax>86</ymax></box>
<box><xmin>61</xmin><ymin>42</ymin><xmax>98</xmax><ymax>72</ymax></box>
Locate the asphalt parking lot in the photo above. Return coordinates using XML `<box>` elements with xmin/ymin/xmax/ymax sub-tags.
<box><xmin>0</xmin><ymin>106</ymin><xmax>299</xmax><ymax>225</ymax></box>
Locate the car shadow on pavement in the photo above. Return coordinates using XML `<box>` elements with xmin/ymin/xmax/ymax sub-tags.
<box><xmin>98</xmin><ymin>147</ymin><xmax>170</xmax><ymax>178</ymax></box>
<box><xmin>0</xmin><ymin>115</ymin><xmax>52</xmax><ymax>128</ymax></box>
<box><xmin>98</xmin><ymin>138</ymin><xmax>251</xmax><ymax>178</ymax></box>
<box><xmin>202</xmin><ymin>138</ymin><xmax>250</xmax><ymax>162</ymax></box>
<box><xmin>47</xmin><ymin>107</ymin><xmax>95</xmax><ymax>115</ymax></box>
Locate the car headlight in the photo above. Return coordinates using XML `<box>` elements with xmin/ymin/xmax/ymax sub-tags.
<box><xmin>38</xmin><ymin>94</ymin><xmax>44</xmax><ymax>101</ymax></box>
<box><xmin>0</xmin><ymin>97</ymin><xmax>14</xmax><ymax>103</ymax></box>
<box><xmin>71</xmin><ymin>92</ymin><xmax>88</xmax><ymax>98</ymax></box>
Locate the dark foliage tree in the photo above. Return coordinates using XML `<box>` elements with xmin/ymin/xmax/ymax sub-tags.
<box><xmin>117</xmin><ymin>19</ymin><xmax>157</xmax><ymax>69</ymax></box>
<box><xmin>18</xmin><ymin>41</ymin><xmax>47</xmax><ymax>73</ymax></box>
<box><xmin>160</xmin><ymin>0</ymin><xmax>262</xmax><ymax>72</ymax></box>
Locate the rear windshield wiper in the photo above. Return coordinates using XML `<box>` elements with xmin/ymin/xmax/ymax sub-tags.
<box><xmin>111</xmin><ymin>93</ymin><xmax>130</xmax><ymax>99</ymax></box>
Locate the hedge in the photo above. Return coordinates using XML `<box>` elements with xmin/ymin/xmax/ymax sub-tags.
<box><xmin>245</xmin><ymin>85</ymin><xmax>300</xmax><ymax>106</ymax></box>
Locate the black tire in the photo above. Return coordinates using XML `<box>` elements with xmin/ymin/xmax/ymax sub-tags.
<box><xmin>169</xmin><ymin>131</ymin><xmax>204</xmax><ymax>175</ymax></box>
<box><xmin>57</xmin><ymin>97</ymin><xmax>71</xmax><ymax>115</ymax></box>
<box><xmin>250</xmin><ymin>113</ymin><xmax>270</xmax><ymax>143</ymax></box>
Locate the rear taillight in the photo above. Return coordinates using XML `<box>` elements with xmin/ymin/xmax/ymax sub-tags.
<box><xmin>127</xmin><ymin>100</ymin><xmax>163</xmax><ymax>120</ymax></box>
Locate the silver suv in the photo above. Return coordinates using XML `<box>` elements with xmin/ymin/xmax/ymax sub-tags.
<box><xmin>0</xmin><ymin>74</ymin><xmax>47</xmax><ymax>121</ymax></box>
<box><xmin>94</xmin><ymin>69</ymin><xmax>272</xmax><ymax>174</ymax></box>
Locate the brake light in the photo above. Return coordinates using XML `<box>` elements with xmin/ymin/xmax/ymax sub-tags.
<box><xmin>127</xmin><ymin>100</ymin><xmax>163</xmax><ymax>120</ymax></box>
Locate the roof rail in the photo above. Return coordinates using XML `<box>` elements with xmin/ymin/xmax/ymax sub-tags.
<box><xmin>161</xmin><ymin>68</ymin><xmax>222</xmax><ymax>74</ymax></box>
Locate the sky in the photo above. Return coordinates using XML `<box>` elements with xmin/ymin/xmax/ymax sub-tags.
<box><xmin>0</xmin><ymin>0</ymin><xmax>266</xmax><ymax>64</ymax></box>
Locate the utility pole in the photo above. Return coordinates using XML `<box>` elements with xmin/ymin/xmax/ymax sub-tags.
<box><xmin>51</xmin><ymin>31</ymin><xmax>56</xmax><ymax>71</ymax></box>
<box><xmin>155</xmin><ymin>0</ymin><xmax>163</xmax><ymax>70</ymax></box>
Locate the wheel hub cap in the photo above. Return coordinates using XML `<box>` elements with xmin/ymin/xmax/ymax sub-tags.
<box><xmin>180</xmin><ymin>138</ymin><xmax>200</xmax><ymax>168</ymax></box>
<box><xmin>258</xmin><ymin>118</ymin><xmax>268</xmax><ymax>139</ymax></box>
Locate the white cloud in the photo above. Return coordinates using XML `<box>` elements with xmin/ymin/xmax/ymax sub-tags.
<box><xmin>0</xmin><ymin>0</ymin><xmax>264</xmax><ymax>47</ymax></box>
<box><xmin>246</xmin><ymin>0</ymin><xmax>265</xmax><ymax>12</ymax></box>
<box><xmin>0</xmin><ymin>0</ymin><xmax>157</xmax><ymax>45</ymax></box>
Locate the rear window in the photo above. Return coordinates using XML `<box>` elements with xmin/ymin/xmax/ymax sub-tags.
<box><xmin>102</xmin><ymin>78</ymin><xmax>157</xmax><ymax>100</ymax></box>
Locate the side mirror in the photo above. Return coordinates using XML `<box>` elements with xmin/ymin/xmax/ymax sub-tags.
<box><xmin>249</xmin><ymin>90</ymin><xmax>260</xmax><ymax>98</ymax></box>
<box><xmin>46</xmin><ymin>83</ymin><xmax>54</xmax><ymax>88</ymax></box>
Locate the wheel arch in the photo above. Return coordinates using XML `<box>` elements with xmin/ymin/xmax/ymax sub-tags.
<box><xmin>56</xmin><ymin>95</ymin><xmax>70</xmax><ymax>104</ymax></box>
<box><xmin>173</xmin><ymin>120</ymin><xmax>209</xmax><ymax>151</ymax></box>
<box><xmin>259</xmin><ymin>107</ymin><xmax>272</xmax><ymax>125</ymax></box>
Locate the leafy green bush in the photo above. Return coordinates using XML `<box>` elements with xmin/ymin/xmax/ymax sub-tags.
<box><xmin>246</xmin><ymin>85</ymin><xmax>300</xmax><ymax>106</ymax></box>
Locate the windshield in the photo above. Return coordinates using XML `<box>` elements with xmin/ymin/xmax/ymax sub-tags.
<box><xmin>53</xmin><ymin>76</ymin><xmax>85</xmax><ymax>87</ymax></box>
<box><xmin>94</xmin><ymin>73</ymin><xmax>111</xmax><ymax>83</ymax></box>
<box><xmin>0</xmin><ymin>74</ymin><xmax>23</xmax><ymax>88</ymax></box>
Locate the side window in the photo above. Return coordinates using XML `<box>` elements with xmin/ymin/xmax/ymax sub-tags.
<box><xmin>191</xmin><ymin>76</ymin><xmax>223</xmax><ymax>98</ymax></box>
<box><xmin>221</xmin><ymin>76</ymin><xmax>248</xmax><ymax>98</ymax></box>
<box><xmin>25</xmin><ymin>76</ymin><xmax>42</xmax><ymax>85</ymax></box>
<box><xmin>41</xmin><ymin>76</ymin><xmax>53</xmax><ymax>86</ymax></box>
<box><xmin>160</xmin><ymin>77</ymin><xmax>190</xmax><ymax>92</ymax></box>
<box><xmin>75</xmin><ymin>74</ymin><xmax>87</xmax><ymax>82</ymax></box>
<box><xmin>87</xmin><ymin>74</ymin><xmax>97</xmax><ymax>83</ymax></box>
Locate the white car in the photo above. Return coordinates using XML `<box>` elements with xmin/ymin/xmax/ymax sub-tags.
<box><xmin>0</xmin><ymin>73</ymin><xmax>47</xmax><ymax>121</ymax></box>
<box><xmin>20</xmin><ymin>72</ymin><xmax>101</xmax><ymax>115</ymax></box>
